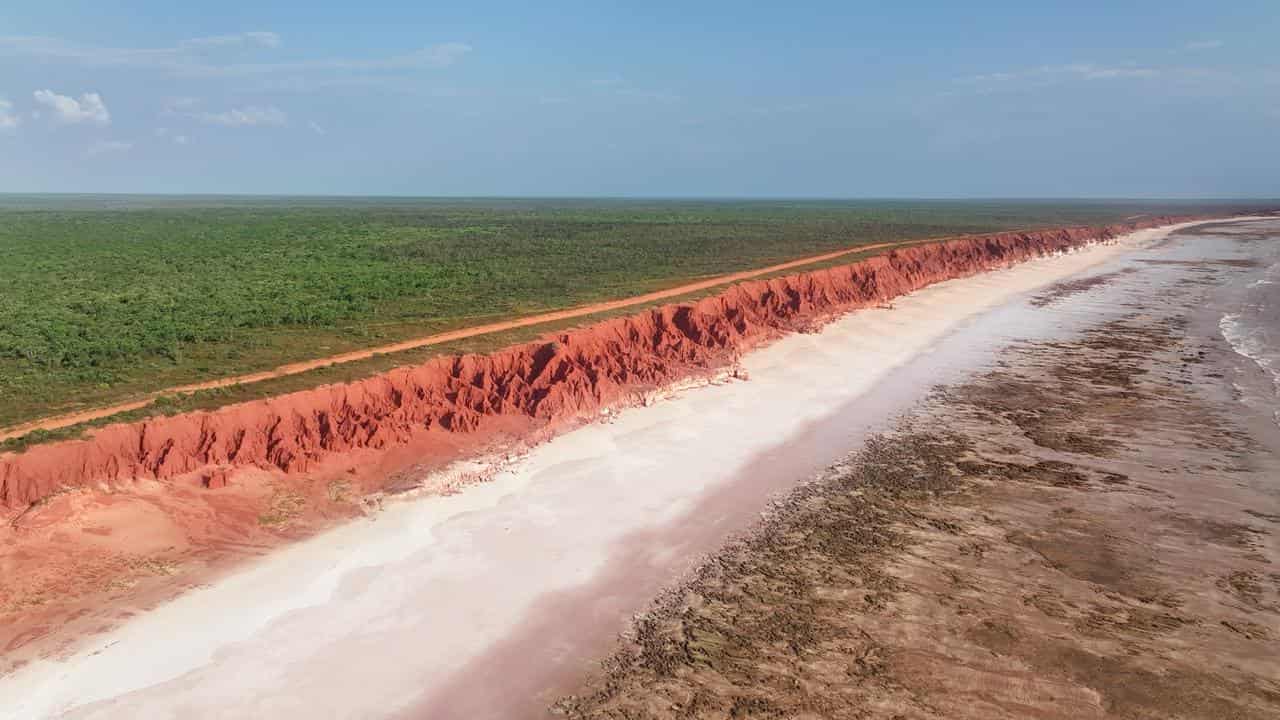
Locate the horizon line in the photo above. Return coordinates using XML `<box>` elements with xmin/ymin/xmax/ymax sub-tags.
<box><xmin>2</xmin><ymin>192</ymin><xmax>1279</xmax><ymax>202</ymax></box>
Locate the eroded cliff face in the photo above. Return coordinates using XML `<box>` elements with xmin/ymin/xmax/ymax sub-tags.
<box><xmin>0</xmin><ymin>219</ymin><xmax>1187</xmax><ymax>509</ymax></box>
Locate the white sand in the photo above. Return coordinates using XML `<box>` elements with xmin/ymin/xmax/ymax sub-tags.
<box><xmin>0</xmin><ymin>221</ymin><xmax>1226</xmax><ymax>719</ymax></box>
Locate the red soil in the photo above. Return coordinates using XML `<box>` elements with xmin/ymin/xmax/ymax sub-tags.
<box><xmin>0</xmin><ymin>240</ymin><xmax>911</xmax><ymax>444</ymax></box>
<box><xmin>0</xmin><ymin>217</ymin><xmax>1192</xmax><ymax>513</ymax></box>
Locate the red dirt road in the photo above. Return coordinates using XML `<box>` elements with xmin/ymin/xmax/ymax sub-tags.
<box><xmin>0</xmin><ymin>240</ymin><xmax>906</xmax><ymax>443</ymax></box>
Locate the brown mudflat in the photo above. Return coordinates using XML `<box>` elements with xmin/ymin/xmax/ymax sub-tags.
<box><xmin>556</xmin><ymin>280</ymin><xmax>1280</xmax><ymax>717</ymax></box>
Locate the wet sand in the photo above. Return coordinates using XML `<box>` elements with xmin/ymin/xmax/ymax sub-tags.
<box><xmin>557</xmin><ymin>221</ymin><xmax>1280</xmax><ymax>718</ymax></box>
<box><xmin>3</xmin><ymin>219</ymin><xmax>1272</xmax><ymax>719</ymax></box>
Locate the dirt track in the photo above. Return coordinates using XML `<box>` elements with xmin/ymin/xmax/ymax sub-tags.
<box><xmin>0</xmin><ymin>240</ymin><xmax>912</xmax><ymax>443</ymax></box>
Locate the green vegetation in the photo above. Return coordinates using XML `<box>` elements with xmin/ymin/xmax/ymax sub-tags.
<box><xmin>0</xmin><ymin>240</ymin><xmax>905</xmax><ymax>455</ymax></box>
<box><xmin>0</xmin><ymin>196</ymin><xmax>1271</xmax><ymax>430</ymax></box>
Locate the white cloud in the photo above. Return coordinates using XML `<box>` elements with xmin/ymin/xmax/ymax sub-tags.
<box><xmin>155</xmin><ymin>127</ymin><xmax>189</xmax><ymax>143</ymax></box>
<box><xmin>181</xmin><ymin>31</ymin><xmax>281</xmax><ymax>49</ymax></box>
<box><xmin>586</xmin><ymin>74</ymin><xmax>680</xmax><ymax>105</ymax></box>
<box><xmin>84</xmin><ymin>139</ymin><xmax>131</xmax><ymax>157</ymax></box>
<box><xmin>957</xmin><ymin>63</ymin><xmax>1160</xmax><ymax>89</ymax></box>
<box><xmin>615</xmin><ymin>88</ymin><xmax>681</xmax><ymax>103</ymax></box>
<box><xmin>160</xmin><ymin>97</ymin><xmax>201</xmax><ymax>118</ymax></box>
<box><xmin>1185</xmin><ymin>40</ymin><xmax>1224</xmax><ymax>51</ymax></box>
<box><xmin>197</xmin><ymin>105</ymin><xmax>287</xmax><ymax>127</ymax></box>
<box><xmin>308</xmin><ymin>120</ymin><xmax>325</xmax><ymax>135</ymax></box>
<box><xmin>748</xmin><ymin>103</ymin><xmax>814</xmax><ymax>116</ymax></box>
<box><xmin>179</xmin><ymin>42</ymin><xmax>473</xmax><ymax>77</ymax></box>
<box><xmin>33</xmin><ymin>89</ymin><xmax>111</xmax><ymax>125</ymax></box>
<box><xmin>162</xmin><ymin>98</ymin><xmax>286</xmax><ymax>130</ymax></box>
<box><xmin>1077</xmin><ymin>65</ymin><xmax>1159</xmax><ymax>80</ymax></box>
<box><xmin>245</xmin><ymin>32</ymin><xmax>282</xmax><ymax>48</ymax></box>
<box><xmin>0</xmin><ymin>35</ymin><xmax>469</xmax><ymax>77</ymax></box>
<box><xmin>0</xmin><ymin>98</ymin><xmax>19</xmax><ymax>131</ymax></box>
<box><xmin>963</xmin><ymin>71</ymin><xmax>1018</xmax><ymax>85</ymax></box>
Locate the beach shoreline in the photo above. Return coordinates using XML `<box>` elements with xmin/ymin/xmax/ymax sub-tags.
<box><xmin>1</xmin><ymin>217</ymin><xmax>1274</xmax><ymax>718</ymax></box>
<box><xmin>556</xmin><ymin>220</ymin><xmax>1280</xmax><ymax>719</ymax></box>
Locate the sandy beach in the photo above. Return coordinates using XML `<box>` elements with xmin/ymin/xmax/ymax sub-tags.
<box><xmin>3</xmin><ymin>218</ymin><xmax>1276</xmax><ymax>719</ymax></box>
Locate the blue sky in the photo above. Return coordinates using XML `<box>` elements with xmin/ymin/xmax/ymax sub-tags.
<box><xmin>0</xmin><ymin>2</ymin><xmax>1276</xmax><ymax>197</ymax></box>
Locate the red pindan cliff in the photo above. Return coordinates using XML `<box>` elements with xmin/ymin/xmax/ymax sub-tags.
<box><xmin>0</xmin><ymin>218</ymin><xmax>1189</xmax><ymax>510</ymax></box>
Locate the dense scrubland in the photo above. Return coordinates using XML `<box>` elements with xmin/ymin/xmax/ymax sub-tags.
<box><xmin>0</xmin><ymin>196</ymin><xmax>1270</xmax><ymax>428</ymax></box>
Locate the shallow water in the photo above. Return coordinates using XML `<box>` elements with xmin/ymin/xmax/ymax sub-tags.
<box><xmin>1215</xmin><ymin>223</ymin><xmax>1280</xmax><ymax>427</ymax></box>
<box><xmin>1023</xmin><ymin>217</ymin><xmax>1280</xmax><ymax>433</ymax></box>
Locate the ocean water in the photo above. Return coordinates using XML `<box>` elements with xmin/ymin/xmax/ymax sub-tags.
<box><xmin>1216</xmin><ymin>221</ymin><xmax>1280</xmax><ymax>427</ymax></box>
